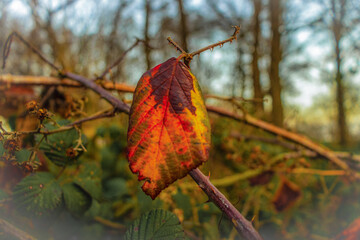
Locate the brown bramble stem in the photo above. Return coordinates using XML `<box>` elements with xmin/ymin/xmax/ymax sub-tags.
<box><xmin>167</xmin><ymin>37</ymin><xmax>187</xmax><ymax>55</ymax></box>
<box><xmin>60</xmin><ymin>72</ymin><xmax>130</xmax><ymax>114</ymax></box>
<box><xmin>189</xmin><ymin>25</ymin><xmax>240</xmax><ymax>57</ymax></box>
<box><xmin>167</xmin><ymin>26</ymin><xmax>240</xmax><ymax>66</ymax></box>
<box><xmin>189</xmin><ymin>168</ymin><xmax>263</xmax><ymax>240</ymax></box>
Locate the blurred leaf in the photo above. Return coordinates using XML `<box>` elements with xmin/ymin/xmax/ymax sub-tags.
<box><xmin>103</xmin><ymin>177</ymin><xmax>128</xmax><ymax>200</ymax></box>
<box><xmin>13</xmin><ymin>172</ymin><xmax>62</xmax><ymax>215</ymax></box>
<box><xmin>173</xmin><ymin>188</ymin><xmax>192</xmax><ymax>219</ymax></box>
<box><xmin>125</xmin><ymin>209</ymin><xmax>186</xmax><ymax>240</ymax></box>
<box><xmin>73</xmin><ymin>162</ymin><xmax>102</xmax><ymax>200</ymax></box>
<box><xmin>137</xmin><ymin>189</ymin><xmax>163</xmax><ymax>215</ymax></box>
<box><xmin>96</xmin><ymin>126</ymin><xmax>107</xmax><ymax>138</ymax></box>
<box><xmin>51</xmin><ymin>212</ymin><xmax>104</xmax><ymax>240</ymax></box>
<box><xmin>84</xmin><ymin>199</ymin><xmax>113</xmax><ymax>220</ymax></box>
<box><xmin>14</xmin><ymin>149</ymin><xmax>37</xmax><ymax>164</ymax></box>
<box><xmin>108</xmin><ymin>124</ymin><xmax>123</xmax><ymax>140</ymax></box>
<box><xmin>62</xmin><ymin>183</ymin><xmax>92</xmax><ymax>215</ymax></box>
<box><xmin>37</xmin><ymin>121</ymin><xmax>87</xmax><ymax>166</ymax></box>
<box><xmin>100</xmin><ymin>146</ymin><xmax>117</xmax><ymax>171</ymax></box>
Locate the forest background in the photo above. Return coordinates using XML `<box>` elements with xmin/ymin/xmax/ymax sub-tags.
<box><xmin>0</xmin><ymin>0</ymin><xmax>360</xmax><ymax>239</ymax></box>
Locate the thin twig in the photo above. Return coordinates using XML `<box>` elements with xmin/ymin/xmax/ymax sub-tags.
<box><xmin>167</xmin><ymin>37</ymin><xmax>187</xmax><ymax>55</ymax></box>
<box><xmin>97</xmin><ymin>39</ymin><xmax>143</xmax><ymax>80</ymax></box>
<box><xmin>189</xmin><ymin>26</ymin><xmax>240</xmax><ymax>57</ymax></box>
<box><xmin>167</xmin><ymin>26</ymin><xmax>240</xmax><ymax>66</ymax></box>
<box><xmin>1</xmin><ymin>110</ymin><xmax>116</xmax><ymax>137</ymax></box>
<box><xmin>205</xmin><ymin>94</ymin><xmax>265</xmax><ymax>103</ymax></box>
<box><xmin>2</xmin><ymin>32</ymin><xmax>61</xmax><ymax>71</ymax></box>
<box><xmin>94</xmin><ymin>216</ymin><xmax>126</xmax><ymax>230</ymax></box>
<box><xmin>70</xmin><ymin>108</ymin><xmax>115</xmax><ymax>126</ymax></box>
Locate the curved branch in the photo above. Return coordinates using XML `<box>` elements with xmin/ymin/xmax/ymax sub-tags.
<box><xmin>206</xmin><ymin>106</ymin><xmax>351</xmax><ymax>173</ymax></box>
<box><xmin>0</xmin><ymin>75</ymin><xmax>135</xmax><ymax>93</ymax></box>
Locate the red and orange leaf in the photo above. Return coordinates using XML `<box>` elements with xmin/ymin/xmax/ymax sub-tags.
<box><xmin>127</xmin><ymin>57</ymin><xmax>211</xmax><ymax>199</ymax></box>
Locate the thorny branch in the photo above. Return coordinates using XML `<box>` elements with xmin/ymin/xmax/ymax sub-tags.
<box><xmin>167</xmin><ymin>25</ymin><xmax>240</xmax><ymax>66</ymax></box>
<box><xmin>189</xmin><ymin>25</ymin><xmax>240</xmax><ymax>57</ymax></box>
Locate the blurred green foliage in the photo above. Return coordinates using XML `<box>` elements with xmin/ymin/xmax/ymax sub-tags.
<box><xmin>0</xmin><ymin>117</ymin><xmax>359</xmax><ymax>239</ymax></box>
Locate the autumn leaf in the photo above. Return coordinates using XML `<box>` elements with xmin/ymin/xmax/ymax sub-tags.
<box><xmin>127</xmin><ymin>57</ymin><xmax>211</xmax><ymax>199</ymax></box>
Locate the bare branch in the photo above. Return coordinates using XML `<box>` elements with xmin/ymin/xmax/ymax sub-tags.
<box><xmin>97</xmin><ymin>39</ymin><xmax>144</xmax><ymax>80</ymax></box>
<box><xmin>2</xmin><ymin>32</ymin><xmax>61</xmax><ymax>71</ymax></box>
<box><xmin>0</xmin><ymin>75</ymin><xmax>135</xmax><ymax>93</ymax></box>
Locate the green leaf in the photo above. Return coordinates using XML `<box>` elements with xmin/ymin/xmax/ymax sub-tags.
<box><xmin>125</xmin><ymin>209</ymin><xmax>186</xmax><ymax>240</ymax></box>
<box><xmin>37</xmin><ymin>121</ymin><xmax>87</xmax><ymax>166</ymax></box>
<box><xmin>73</xmin><ymin>162</ymin><xmax>102</xmax><ymax>200</ymax></box>
<box><xmin>172</xmin><ymin>188</ymin><xmax>192</xmax><ymax>219</ymax></box>
<box><xmin>13</xmin><ymin>172</ymin><xmax>62</xmax><ymax>215</ymax></box>
<box><xmin>84</xmin><ymin>199</ymin><xmax>113</xmax><ymax>220</ymax></box>
<box><xmin>103</xmin><ymin>177</ymin><xmax>128</xmax><ymax>200</ymax></box>
<box><xmin>62</xmin><ymin>183</ymin><xmax>92</xmax><ymax>215</ymax></box>
<box><xmin>14</xmin><ymin>149</ymin><xmax>38</xmax><ymax>164</ymax></box>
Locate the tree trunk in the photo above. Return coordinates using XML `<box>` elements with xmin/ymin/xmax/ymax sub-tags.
<box><xmin>331</xmin><ymin>0</ymin><xmax>348</xmax><ymax>145</ymax></box>
<box><xmin>269</xmin><ymin>0</ymin><xmax>284</xmax><ymax>127</ymax></box>
<box><xmin>144</xmin><ymin>0</ymin><xmax>152</xmax><ymax>69</ymax></box>
<box><xmin>252</xmin><ymin>0</ymin><xmax>263</xmax><ymax>114</ymax></box>
<box><xmin>335</xmin><ymin>46</ymin><xmax>347</xmax><ymax>145</ymax></box>
<box><xmin>177</xmin><ymin>0</ymin><xmax>189</xmax><ymax>52</ymax></box>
